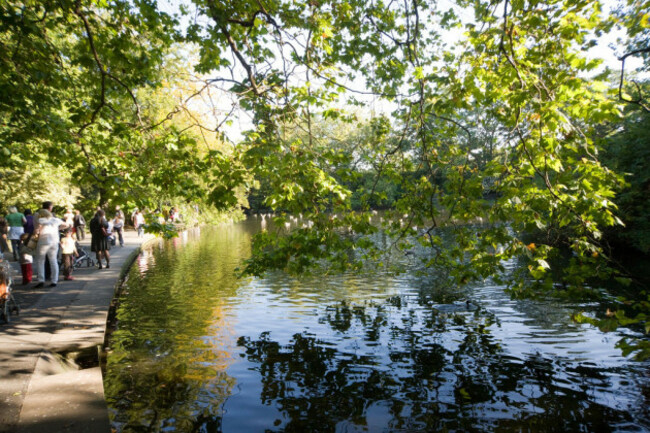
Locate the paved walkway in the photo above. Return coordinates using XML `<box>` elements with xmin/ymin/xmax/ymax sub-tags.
<box><xmin>0</xmin><ymin>230</ymin><xmax>157</xmax><ymax>433</ymax></box>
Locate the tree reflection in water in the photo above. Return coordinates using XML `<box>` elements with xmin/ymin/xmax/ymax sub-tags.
<box><xmin>106</xmin><ymin>353</ymin><xmax>233</xmax><ymax>432</ymax></box>
<box><xmin>237</xmin><ymin>297</ymin><xmax>641</xmax><ymax>433</ymax></box>
<box><xmin>106</xmin><ymin>224</ymin><xmax>649</xmax><ymax>433</ymax></box>
<box><xmin>105</xmin><ymin>228</ymin><xmax>244</xmax><ymax>432</ymax></box>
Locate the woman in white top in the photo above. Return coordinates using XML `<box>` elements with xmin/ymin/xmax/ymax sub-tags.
<box><xmin>34</xmin><ymin>210</ymin><xmax>66</xmax><ymax>287</ymax></box>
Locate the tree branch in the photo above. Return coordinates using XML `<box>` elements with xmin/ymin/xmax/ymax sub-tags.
<box><xmin>206</xmin><ymin>0</ymin><xmax>265</xmax><ymax>96</ymax></box>
<box><xmin>618</xmin><ymin>47</ymin><xmax>650</xmax><ymax>113</ymax></box>
<box><xmin>74</xmin><ymin>2</ymin><xmax>143</xmax><ymax>132</ymax></box>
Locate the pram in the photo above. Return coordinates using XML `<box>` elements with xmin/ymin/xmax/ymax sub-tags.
<box><xmin>0</xmin><ymin>260</ymin><xmax>20</xmax><ymax>324</ymax></box>
<box><xmin>73</xmin><ymin>243</ymin><xmax>96</xmax><ymax>269</ymax></box>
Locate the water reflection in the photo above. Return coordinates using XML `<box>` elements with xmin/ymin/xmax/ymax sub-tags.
<box><xmin>106</xmin><ymin>220</ymin><xmax>650</xmax><ymax>432</ymax></box>
<box><xmin>238</xmin><ymin>297</ymin><xmax>646</xmax><ymax>432</ymax></box>
<box><xmin>136</xmin><ymin>248</ymin><xmax>153</xmax><ymax>276</ymax></box>
<box><xmin>106</xmin><ymin>226</ymin><xmax>249</xmax><ymax>432</ymax></box>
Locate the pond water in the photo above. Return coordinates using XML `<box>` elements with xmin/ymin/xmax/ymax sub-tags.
<box><xmin>104</xmin><ymin>218</ymin><xmax>650</xmax><ymax>432</ymax></box>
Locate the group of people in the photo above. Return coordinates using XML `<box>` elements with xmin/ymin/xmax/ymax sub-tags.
<box><xmin>0</xmin><ymin>202</ymin><xmax>147</xmax><ymax>288</ymax></box>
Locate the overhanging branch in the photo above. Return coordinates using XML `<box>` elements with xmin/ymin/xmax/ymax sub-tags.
<box><xmin>618</xmin><ymin>47</ymin><xmax>650</xmax><ymax>113</ymax></box>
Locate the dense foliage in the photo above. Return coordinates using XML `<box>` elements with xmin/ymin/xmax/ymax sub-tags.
<box><xmin>1</xmin><ymin>0</ymin><xmax>648</xmax><ymax>357</ymax></box>
<box><xmin>0</xmin><ymin>1</ymin><xmax>243</xmax><ymax>216</ymax></box>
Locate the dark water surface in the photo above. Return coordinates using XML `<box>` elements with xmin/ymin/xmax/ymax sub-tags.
<box><xmin>105</xmin><ymin>219</ymin><xmax>650</xmax><ymax>432</ymax></box>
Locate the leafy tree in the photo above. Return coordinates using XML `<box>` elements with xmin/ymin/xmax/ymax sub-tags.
<box><xmin>189</xmin><ymin>0</ymin><xmax>622</xmax><ymax>286</ymax></box>
<box><xmin>0</xmin><ymin>164</ymin><xmax>80</xmax><ymax>212</ymax></box>
<box><xmin>0</xmin><ymin>2</ymin><xmax>243</xmax><ymax>218</ymax></box>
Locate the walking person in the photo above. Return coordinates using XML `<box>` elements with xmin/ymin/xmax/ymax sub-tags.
<box><xmin>73</xmin><ymin>209</ymin><xmax>86</xmax><ymax>240</ymax></box>
<box><xmin>37</xmin><ymin>202</ymin><xmax>56</xmax><ymax>282</ymax></box>
<box><xmin>134</xmin><ymin>210</ymin><xmax>145</xmax><ymax>238</ymax></box>
<box><xmin>112</xmin><ymin>212</ymin><xmax>125</xmax><ymax>247</ymax></box>
<box><xmin>106</xmin><ymin>216</ymin><xmax>115</xmax><ymax>246</ymax></box>
<box><xmin>5</xmin><ymin>206</ymin><xmax>26</xmax><ymax>261</ymax></box>
<box><xmin>34</xmin><ymin>210</ymin><xmax>65</xmax><ymax>288</ymax></box>
<box><xmin>23</xmin><ymin>209</ymin><xmax>34</xmax><ymax>234</ymax></box>
<box><xmin>60</xmin><ymin>229</ymin><xmax>78</xmax><ymax>280</ymax></box>
<box><xmin>89</xmin><ymin>210</ymin><xmax>111</xmax><ymax>269</ymax></box>
<box><xmin>115</xmin><ymin>205</ymin><xmax>125</xmax><ymax>221</ymax></box>
<box><xmin>63</xmin><ymin>208</ymin><xmax>75</xmax><ymax>227</ymax></box>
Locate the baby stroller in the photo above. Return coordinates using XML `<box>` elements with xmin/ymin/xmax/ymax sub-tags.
<box><xmin>73</xmin><ymin>243</ymin><xmax>96</xmax><ymax>269</ymax></box>
<box><xmin>0</xmin><ymin>261</ymin><xmax>20</xmax><ymax>324</ymax></box>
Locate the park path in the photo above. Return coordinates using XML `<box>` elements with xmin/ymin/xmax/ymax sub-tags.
<box><xmin>0</xmin><ymin>230</ymin><xmax>158</xmax><ymax>433</ymax></box>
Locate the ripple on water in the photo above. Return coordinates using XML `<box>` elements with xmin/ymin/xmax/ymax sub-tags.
<box><xmin>105</xmin><ymin>223</ymin><xmax>650</xmax><ymax>433</ymax></box>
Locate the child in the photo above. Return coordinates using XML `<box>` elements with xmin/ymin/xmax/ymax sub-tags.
<box><xmin>60</xmin><ymin>229</ymin><xmax>78</xmax><ymax>281</ymax></box>
<box><xmin>18</xmin><ymin>233</ymin><xmax>33</xmax><ymax>285</ymax></box>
